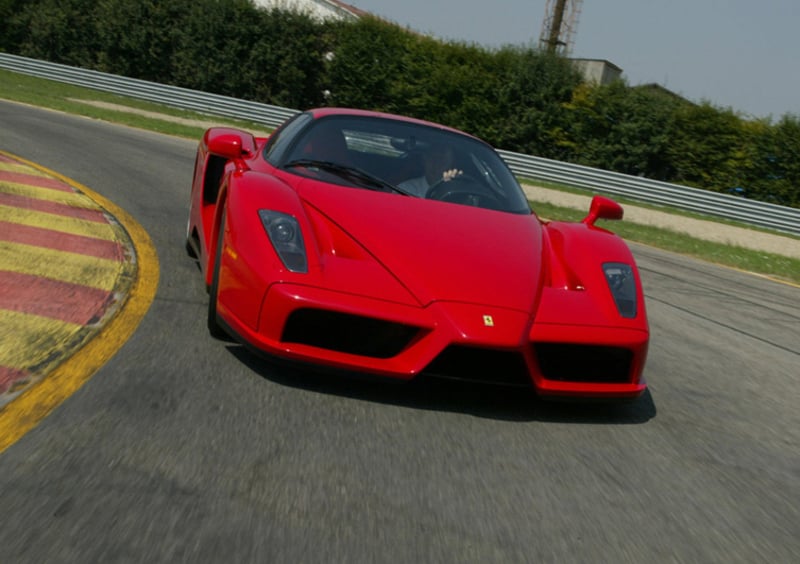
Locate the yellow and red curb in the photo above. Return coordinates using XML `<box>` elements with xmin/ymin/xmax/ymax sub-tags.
<box><xmin>0</xmin><ymin>151</ymin><xmax>158</xmax><ymax>452</ymax></box>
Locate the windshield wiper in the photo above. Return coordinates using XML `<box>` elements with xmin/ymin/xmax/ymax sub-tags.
<box><xmin>283</xmin><ymin>159</ymin><xmax>413</xmax><ymax>197</ymax></box>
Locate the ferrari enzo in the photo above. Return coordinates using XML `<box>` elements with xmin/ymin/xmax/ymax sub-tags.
<box><xmin>186</xmin><ymin>108</ymin><xmax>649</xmax><ymax>399</ymax></box>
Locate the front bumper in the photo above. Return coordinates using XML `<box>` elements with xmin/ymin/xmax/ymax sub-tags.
<box><xmin>220</xmin><ymin>282</ymin><xmax>648</xmax><ymax>399</ymax></box>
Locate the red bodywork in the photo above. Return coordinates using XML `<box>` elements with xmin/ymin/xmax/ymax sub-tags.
<box><xmin>187</xmin><ymin>108</ymin><xmax>649</xmax><ymax>400</ymax></box>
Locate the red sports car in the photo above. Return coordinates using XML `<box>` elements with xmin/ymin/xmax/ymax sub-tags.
<box><xmin>186</xmin><ymin>108</ymin><xmax>649</xmax><ymax>399</ymax></box>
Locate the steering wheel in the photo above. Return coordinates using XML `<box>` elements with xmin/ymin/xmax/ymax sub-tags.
<box><xmin>426</xmin><ymin>174</ymin><xmax>501</xmax><ymax>208</ymax></box>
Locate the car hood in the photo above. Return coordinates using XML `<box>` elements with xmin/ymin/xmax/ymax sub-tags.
<box><xmin>298</xmin><ymin>181</ymin><xmax>544</xmax><ymax>312</ymax></box>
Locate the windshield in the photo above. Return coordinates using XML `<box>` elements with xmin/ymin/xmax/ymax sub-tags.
<box><xmin>278</xmin><ymin>115</ymin><xmax>531</xmax><ymax>214</ymax></box>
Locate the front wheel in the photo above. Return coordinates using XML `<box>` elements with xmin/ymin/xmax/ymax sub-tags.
<box><xmin>207</xmin><ymin>214</ymin><xmax>229</xmax><ymax>340</ymax></box>
<box><xmin>185</xmin><ymin>216</ymin><xmax>198</xmax><ymax>259</ymax></box>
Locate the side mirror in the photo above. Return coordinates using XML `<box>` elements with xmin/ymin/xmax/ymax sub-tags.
<box><xmin>208</xmin><ymin>133</ymin><xmax>247</xmax><ymax>160</ymax></box>
<box><xmin>206</xmin><ymin>130</ymin><xmax>255</xmax><ymax>172</ymax></box>
<box><xmin>582</xmin><ymin>195</ymin><xmax>623</xmax><ymax>227</ymax></box>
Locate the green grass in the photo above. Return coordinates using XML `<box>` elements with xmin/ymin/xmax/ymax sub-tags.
<box><xmin>534</xmin><ymin>201</ymin><xmax>800</xmax><ymax>284</ymax></box>
<box><xmin>0</xmin><ymin>69</ymin><xmax>268</xmax><ymax>138</ymax></box>
<box><xmin>520</xmin><ymin>174</ymin><xmax>799</xmax><ymax>239</ymax></box>
<box><xmin>1</xmin><ymin>68</ymin><xmax>798</xmax><ymax>285</ymax></box>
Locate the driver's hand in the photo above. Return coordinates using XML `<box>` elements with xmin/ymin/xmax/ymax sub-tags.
<box><xmin>442</xmin><ymin>168</ymin><xmax>463</xmax><ymax>182</ymax></box>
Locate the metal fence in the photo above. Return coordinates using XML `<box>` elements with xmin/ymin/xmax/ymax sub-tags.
<box><xmin>500</xmin><ymin>151</ymin><xmax>800</xmax><ymax>236</ymax></box>
<box><xmin>0</xmin><ymin>53</ymin><xmax>297</xmax><ymax>127</ymax></box>
<box><xmin>2</xmin><ymin>52</ymin><xmax>798</xmax><ymax>236</ymax></box>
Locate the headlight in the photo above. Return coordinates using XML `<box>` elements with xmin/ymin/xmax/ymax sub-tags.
<box><xmin>259</xmin><ymin>210</ymin><xmax>308</xmax><ymax>273</ymax></box>
<box><xmin>603</xmin><ymin>263</ymin><xmax>637</xmax><ymax>318</ymax></box>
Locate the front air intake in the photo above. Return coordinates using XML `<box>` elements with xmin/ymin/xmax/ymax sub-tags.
<box><xmin>534</xmin><ymin>343</ymin><xmax>632</xmax><ymax>383</ymax></box>
<box><xmin>422</xmin><ymin>346</ymin><xmax>532</xmax><ymax>387</ymax></box>
<box><xmin>282</xmin><ymin>309</ymin><xmax>418</xmax><ymax>358</ymax></box>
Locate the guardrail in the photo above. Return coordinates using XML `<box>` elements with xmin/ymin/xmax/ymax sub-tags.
<box><xmin>0</xmin><ymin>52</ymin><xmax>297</xmax><ymax>128</ymax></box>
<box><xmin>500</xmin><ymin>151</ymin><xmax>800</xmax><ymax>236</ymax></box>
<box><xmin>2</xmin><ymin>52</ymin><xmax>798</xmax><ymax>236</ymax></box>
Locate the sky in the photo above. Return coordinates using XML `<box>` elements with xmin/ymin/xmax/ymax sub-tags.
<box><xmin>346</xmin><ymin>0</ymin><xmax>799</xmax><ymax>120</ymax></box>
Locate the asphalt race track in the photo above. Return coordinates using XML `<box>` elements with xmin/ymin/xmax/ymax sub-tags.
<box><xmin>0</xmin><ymin>100</ymin><xmax>798</xmax><ymax>562</ymax></box>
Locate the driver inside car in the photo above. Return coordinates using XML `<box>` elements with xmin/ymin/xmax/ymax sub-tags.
<box><xmin>398</xmin><ymin>143</ymin><xmax>463</xmax><ymax>198</ymax></box>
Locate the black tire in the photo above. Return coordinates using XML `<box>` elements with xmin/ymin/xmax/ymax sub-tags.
<box><xmin>185</xmin><ymin>216</ymin><xmax>198</xmax><ymax>259</ymax></box>
<box><xmin>185</xmin><ymin>237</ymin><xmax>198</xmax><ymax>259</ymax></box>
<box><xmin>207</xmin><ymin>214</ymin><xmax>229</xmax><ymax>339</ymax></box>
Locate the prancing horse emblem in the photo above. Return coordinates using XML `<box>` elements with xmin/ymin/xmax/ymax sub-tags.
<box><xmin>483</xmin><ymin>315</ymin><xmax>494</xmax><ymax>327</ymax></box>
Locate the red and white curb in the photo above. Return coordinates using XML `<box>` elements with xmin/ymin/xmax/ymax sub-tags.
<box><xmin>0</xmin><ymin>153</ymin><xmax>136</xmax><ymax>406</ymax></box>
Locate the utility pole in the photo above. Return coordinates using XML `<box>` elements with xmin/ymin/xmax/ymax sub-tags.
<box><xmin>539</xmin><ymin>0</ymin><xmax>583</xmax><ymax>56</ymax></box>
<box><xmin>546</xmin><ymin>0</ymin><xmax>568</xmax><ymax>53</ymax></box>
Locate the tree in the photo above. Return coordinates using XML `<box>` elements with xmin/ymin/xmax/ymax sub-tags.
<box><xmin>768</xmin><ymin>115</ymin><xmax>800</xmax><ymax>206</ymax></box>
<box><xmin>168</xmin><ymin>0</ymin><xmax>263</xmax><ymax>97</ymax></box>
<box><xmin>94</xmin><ymin>0</ymin><xmax>194</xmax><ymax>82</ymax></box>
<box><xmin>666</xmin><ymin>103</ymin><xmax>746</xmax><ymax>192</ymax></box>
<box><xmin>0</xmin><ymin>0</ymin><xmax>34</xmax><ymax>52</ymax></box>
<box><xmin>14</xmin><ymin>0</ymin><xmax>100</xmax><ymax>67</ymax></box>
<box><xmin>491</xmin><ymin>48</ymin><xmax>582</xmax><ymax>159</ymax></box>
<box><xmin>739</xmin><ymin>115</ymin><xmax>800</xmax><ymax>206</ymax></box>
<box><xmin>391</xmin><ymin>35</ymin><xmax>500</xmax><ymax>136</ymax></box>
<box><xmin>245</xmin><ymin>8</ymin><xmax>326</xmax><ymax>109</ymax></box>
<box><xmin>322</xmin><ymin>17</ymin><xmax>410</xmax><ymax>112</ymax></box>
<box><xmin>560</xmin><ymin>81</ymin><xmax>683</xmax><ymax>178</ymax></box>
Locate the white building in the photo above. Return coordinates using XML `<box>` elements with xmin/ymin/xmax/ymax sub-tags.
<box><xmin>571</xmin><ymin>59</ymin><xmax>623</xmax><ymax>86</ymax></box>
<box><xmin>253</xmin><ymin>0</ymin><xmax>365</xmax><ymax>22</ymax></box>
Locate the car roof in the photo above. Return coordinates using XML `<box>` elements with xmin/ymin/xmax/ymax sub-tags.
<box><xmin>306</xmin><ymin>107</ymin><xmax>477</xmax><ymax>140</ymax></box>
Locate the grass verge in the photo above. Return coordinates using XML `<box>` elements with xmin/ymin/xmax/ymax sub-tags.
<box><xmin>0</xmin><ymin>69</ymin><xmax>266</xmax><ymax>138</ymax></box>
<box><xmin>535</xmin><ymin>201</ymin><xmax>799</xmax><ymax>284</ymax></box>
